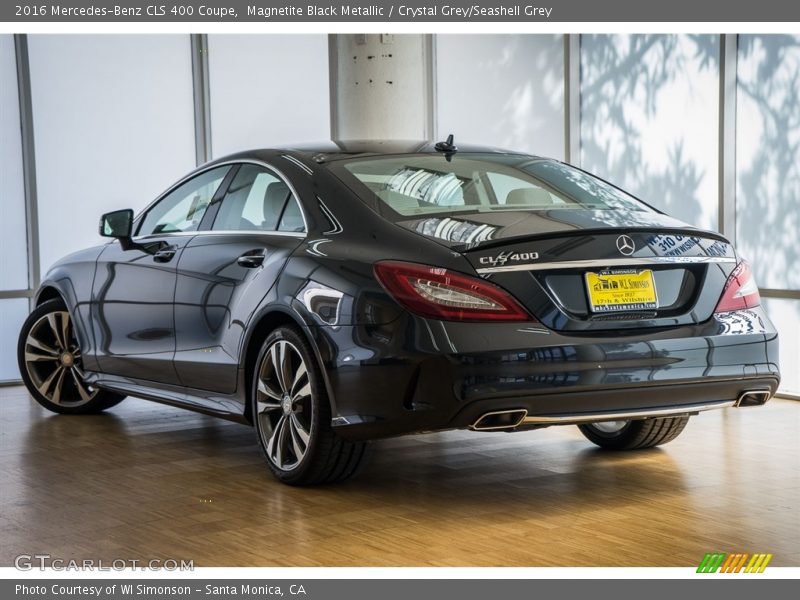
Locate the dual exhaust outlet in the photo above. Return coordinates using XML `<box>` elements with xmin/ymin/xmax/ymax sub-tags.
<box><xmin>734</xmin><ymin>389</ymin><xmax>772</xmax><ymax>407</ymax></box>
<box><xmin>470</xmin><ymin>389</ymin><xmax>773</xmax><ymax>431</ymax></box>
<box><xmin>471</xmin><ymin>409</ymin><xmax>528</xmax><ymax>431</ymax></box>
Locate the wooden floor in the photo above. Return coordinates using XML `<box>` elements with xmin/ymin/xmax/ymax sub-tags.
<box><xmin>1</xmin><ymin>385</ymin><xmax>798</xmax><ymax>567</ymax></box>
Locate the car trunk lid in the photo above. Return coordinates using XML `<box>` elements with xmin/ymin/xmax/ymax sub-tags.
<box><xmin>397</xmin><ymin>209</ymin><xmax>737</xmax><ymax>331</ymax></box>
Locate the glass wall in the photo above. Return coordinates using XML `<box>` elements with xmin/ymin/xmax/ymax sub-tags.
<box><xmin>0</xmin><ymin>36</ymin><xmax>28</xmax><ymax>381</ymax></box>
<box><xmin>27</xmin><ymin>35</ymin><xmax>197</xmax><ymax>274</ymax></box>
<box><xmin>436</xmin><ymin>34</ymin><xmax>565</xmax><ymax>160</ymax></box>
<box><xmin>736</xmin><ymin>35</ymin><xmax>800</xmax><ymax>290</ymax></box>
<box><xmin>0</xmin><ymin>35</ymin><xmax>27</xmax><ymax>292</ymax></box>
<box><xmin>580</xmin><ymin>35</ymin><xmax>720</xmax><ymax>230</ymax></box>
<box><xmin>761</xmin><ymin>299</ymin><xmax>800</xmax><ymax>394</ymax></box>
<box><xmin>737</xmin><ymin>35</ymin><xmax>800</xmax><ymax>395</ymax></box>
<box><xmin>208</xmin><ymin>35</ymin><xmax>330</xmax><ymax>158</ymax></box>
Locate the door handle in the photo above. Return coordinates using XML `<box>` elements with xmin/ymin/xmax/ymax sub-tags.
<box><xmin>153</xmin><ymin>245</ymin><xmax>178</xmax><ymax>263</ymax></box>
<box><xmin>237</xmin><ymin>250</ymin><xmax>266</xmax><ymax>268</ymax></box>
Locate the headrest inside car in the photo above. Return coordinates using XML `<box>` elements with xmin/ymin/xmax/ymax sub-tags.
<box><xmin>263</xmin><ymin>181</ymin><xmax>290</xmax><ymax>229</ymax></box>
<box><xmin>506</xmin><ymin>187</ymin><xmax>554</xmax><ymax>206</ymax></box>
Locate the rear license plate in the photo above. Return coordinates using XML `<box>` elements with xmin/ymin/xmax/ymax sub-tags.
<box><xmin>585</xmin><ymin>269</ymin><xmax>658</xmax><ymax>312</ymax></box>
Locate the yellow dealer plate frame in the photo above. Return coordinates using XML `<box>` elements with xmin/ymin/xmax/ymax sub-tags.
<box><xmin>585</xmin><ymin>269</ymin><xmax>658</xmax><ymax>313</ymax></box>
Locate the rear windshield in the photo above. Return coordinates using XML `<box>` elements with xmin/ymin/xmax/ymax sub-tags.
<box><xmin>336</xmin><ymin>154</ymin><xmax>650</xmax><ymax>218</ymax></box>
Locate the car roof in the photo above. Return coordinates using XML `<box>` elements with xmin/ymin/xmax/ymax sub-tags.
<box><xmin>215</xmin><ymin>140</ymin><xmax>540</xmax><ymax>164</ymax></box>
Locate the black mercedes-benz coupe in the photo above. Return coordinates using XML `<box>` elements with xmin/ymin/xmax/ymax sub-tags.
<box><xmin>18</xmin><ymin>139</ymin><xmax>780</xmax><ymax>485</ymax></box>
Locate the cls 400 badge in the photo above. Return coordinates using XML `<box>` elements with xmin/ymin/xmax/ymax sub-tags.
<box><xmin>479</xmin><ymin>251</ymin><xmax>539</xmax><ymax>267</ymax></box>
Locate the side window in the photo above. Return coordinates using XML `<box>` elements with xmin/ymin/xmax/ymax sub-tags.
<box><xmin>212</xmin><ymin>164</ymin><xmax>305</xmax><ymax>233</ymax></box>
<box><xmin>138</xmin><ymin>166</ymin><xmax>229</xmax><ymax>236</ymax></box>
<box><xmin>277</xmin><ymin>197</ymin><xmax>305</xmax><ymax>232</ymax></box>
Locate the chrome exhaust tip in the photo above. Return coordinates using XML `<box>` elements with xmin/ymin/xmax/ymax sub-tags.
<box><xmin>735</xmin><ymin>390</ymin><xmax>772</xmax><ymax>407</ymax></box>
<box><xmin>470</xmin><ymin>409</ymin><xmax>528</xmax><ymax>431</ymax></box>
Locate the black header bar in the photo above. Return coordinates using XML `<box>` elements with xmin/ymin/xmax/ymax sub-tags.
<box><xmin>4</xmin><ymin>0</ymin><xmax>800</xmax><ymax>23</ymax></box>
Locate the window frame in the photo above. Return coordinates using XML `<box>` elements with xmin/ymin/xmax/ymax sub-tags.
<box><xmin>132</xmin><ymin>159</ymin><xmax>308</xmax><ymax>240</ymax></box>
<box><xmin>134</xmin><ymin>165</ymin><xmax>233</xmax><ymax>238</ymax></box>
<box><xmin>209</xmin><ymin>163</ymin><xmax>307</xmax><ymax>235</ymax></box>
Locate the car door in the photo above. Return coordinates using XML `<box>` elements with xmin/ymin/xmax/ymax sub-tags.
<box><xmin>91</xmin><ymin>165</ymin><xmax>232</xmax><ymax>384</ymax></box>
<box><xmin>172</xmin><ymin>162</ymin><xmax>306</xmax><ymax>394</ymax></box>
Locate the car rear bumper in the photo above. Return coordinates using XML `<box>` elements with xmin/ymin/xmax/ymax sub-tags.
<box><xmin>309</xmin><ymin>307</ymin><xmax>780</xmax><ymax>441</ymax></box>
<box><xmin>461</xmin><ymin>378</ymin><xmax>777</xmax><ymax>432</ymax></box>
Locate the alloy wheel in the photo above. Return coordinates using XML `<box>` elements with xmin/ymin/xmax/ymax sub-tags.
<box><xmin>255</xmin><ymin>339</ymin><xmax>313</xmax><ymax>471</ymax></box>
<box><xmin>23</xmin><ymin>310</ymin><xmax>98</xmax><ymax>406</ymax></box>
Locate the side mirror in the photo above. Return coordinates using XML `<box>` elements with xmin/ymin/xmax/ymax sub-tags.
<box><xmin>99</xmin><ymin>209</ymin><xmax>147</xmax><ymax>252</ymax></box>
<box><xmin>99</xmin><ymin>209</ymin><xmax>134</xmax><ymax>239</ymax></box>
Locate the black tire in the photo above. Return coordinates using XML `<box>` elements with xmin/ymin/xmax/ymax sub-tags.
<box><xmin>578</xmin><ymin>416</ymin><xmax>690</xmax><ymax>450</ymax></box>
<box><xmin>251</xmin><ymin>326</ymin><xmax>370</xmax><ymax>486</ymax></box>
<box><xmin>17</xmin><ymin>299</ymin><xmax>126</xmax><ymax>415</ymax></box>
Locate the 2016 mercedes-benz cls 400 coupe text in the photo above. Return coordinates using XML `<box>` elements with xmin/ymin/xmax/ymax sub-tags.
<box><xmin>18</xmin><ymin>139</ymin><xmax>780</xmax><ymax>485</ymax></box>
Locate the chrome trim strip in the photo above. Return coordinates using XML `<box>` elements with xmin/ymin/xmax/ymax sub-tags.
<box><xmin>133</xmin><ymin>230</ymin><xmax>306</xmax><ymax>242</ymax></box>
<box><xmin>317</xmin><ymin>198</ymin><xmax>343</xmax><ymax>235</ymax></box>
<box><xmin>281</xmin><ymin>154</ymin><xmax>314</xmax><ymax>175</ymax></box>
<box><xmin>134</xmin><ymin>158</ymin><xmax>309</xmax><ymax>236</ymax></box>
<box><xmin>516</xmin><ymin>326</ymin><xmax>551</xmax><ymax>335</ymax></box>
<box><xmin>476</xmin><ymin>256</ymin><xmax>737</xmax><ymax>274</ymax></box>
<box><xmin>521</xmin><ymin>400</ymin><xmax>736</xmax><ymax>425</ymax></box>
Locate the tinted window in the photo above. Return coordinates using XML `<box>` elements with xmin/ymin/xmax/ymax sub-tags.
<box><xmin>339</xmin><ymin>155</ymin><xmax>649</xmax><ymax>218</ymax></box>
<box><xmin>212</xmin><ymin>164</ymin><xmax>305</xmax><ymax>233</ymax></box>
<box><xmin>138</xmin><ymin>167</ymin><xmax>228</xmax><ymax>235</ymax></box>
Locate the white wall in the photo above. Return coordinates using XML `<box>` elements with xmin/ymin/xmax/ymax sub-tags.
<box><xmin>208</xmin><ymin>35</ymin><xmax>330</xmax><ymax>157</ymax></box>
<box><xmin>435</xmin><ymin>34</ymin><xmax>565</xmax><ymax>159</ymax></box>
<box><xmin>27</xmin><ymin>35</ymin><xmax>197</xmax><ymax>274</ymax></box>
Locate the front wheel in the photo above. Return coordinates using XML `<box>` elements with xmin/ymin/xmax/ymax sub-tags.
<box><xmin>578</xmin><ymin>416</ymin><xmax>690</xmax><ymax>450</ymax></box>
<box><xmin>251</xmin><ymin>326</ymin><xmax>370</xmax><ymax>485</ymax></box>
<box><xmin>17</xmin><ymin>299</ymin><xmax>126</xmax><ymax>414</ymax></box>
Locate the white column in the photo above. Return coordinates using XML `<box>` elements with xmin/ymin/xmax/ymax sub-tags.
<box><xmin>331</xmin><ymin>34</ymin><xmax>434</xmax><ymax>140</ymax></box>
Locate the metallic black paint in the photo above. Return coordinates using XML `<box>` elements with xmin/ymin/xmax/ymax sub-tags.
<box><xmin>32</xmin><ymin>143</ymin><xmax>780</xmax><ymax>440</ymax></box>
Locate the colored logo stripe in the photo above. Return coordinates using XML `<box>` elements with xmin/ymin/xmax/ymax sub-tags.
<box><xmin>697</xmin><ymin>553</ymin><xmax>726</xmax><ymax>573</ymax></box>
<box><xmin>697</xmin><ymin>552</ymin><xmax>772</xmax><ymax>573</ymax></box>
<box><xmin>745</xmin><ymin>554</ymin><xmax>773</xmax><ymax>573</ymax></box>
<box><xmin>721</xmin><ymin>553</ymin><xmax>748</xmax><ymax>573</ymax></box>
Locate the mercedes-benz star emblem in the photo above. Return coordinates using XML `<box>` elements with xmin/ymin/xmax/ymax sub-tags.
<box><xmin>616</xmin><ymin>234</ymin><xmax>636</xmax><ymax>256</ymax></box>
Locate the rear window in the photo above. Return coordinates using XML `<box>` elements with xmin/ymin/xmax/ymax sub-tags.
<box><xmin>337</xmin><ymin>154</ymin><xmax>650</xmax><ymax>218</ymax></box>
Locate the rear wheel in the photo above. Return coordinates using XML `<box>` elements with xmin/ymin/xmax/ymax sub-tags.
<box><xmin>17</xmin><ymin>299</ymin><xmax>126</xmax><ymax>414</ymax></box>
<box><xmin>252</xmin><ymin>326</ymin><xmax>370</xmax><ymax>485</ymax></box>
<box><xmin>578</xmin><ymin>416</ymin><xmax>690</xmax><ymax>450</ymax></box>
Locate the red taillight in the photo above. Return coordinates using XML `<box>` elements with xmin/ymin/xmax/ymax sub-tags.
<box><xmin>373</xmin><ymin>261</ymin><xmax>532</xmax><ymax>322</ymax></box>
<box><xmin>715</xmin><ymin>261</ymin><xmax>761</xmax><ymax>313</ymax></box>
